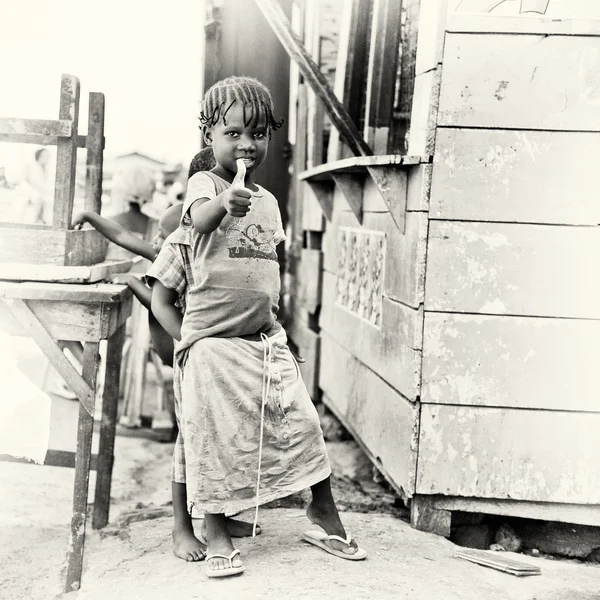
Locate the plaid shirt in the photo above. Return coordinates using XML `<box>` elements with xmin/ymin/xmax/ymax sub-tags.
<box><xmin>146</xmin><ymin>227</ymin><xmax>192</xmax><ymax>483</ymax></box>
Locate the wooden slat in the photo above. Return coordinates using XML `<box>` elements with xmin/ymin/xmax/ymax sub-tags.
<box><xmin>0</xmin><ymin>299</ymin><xmax>105</xmax><ymax>342</ymax></box>
<box><xmin>319</xmin><ymin>332</ymin><xmax>419</xmax><ymax>495</ymax></box>
<box><xmin>85</xmin><ymin>92</ymin><xmax>105</xmax><ymax>213</ymax></box>
<box><xmin>431</xmin><ymin>496</ymin><xmax>600</xmax><ymax>528</ymax></box>
<box><xmin>0</xmin><ymin>118</ymin><xmax>72</xmax><ymax>138</ymax></box>
<box><xmin>422</xmin><ymin>312</ymin><xmax>600</xmax><ymax>412</ymax></box>
<box><xmin>407</xmin><ymin>68</ymin><xmax>442</xmax><ymax>157</ymax></box>
<box><xmin>446</xmin><ymin>14</ymin><xmax>600</xmax><ymax>36</ymax></box>
<box><xmin>0</xmin><ymin>449</ymin><xmax>98</xmax><ymax>470</ymax></box>
<box><xmin>286</xmin><ymin>313</ymin><xmax>320</xmax><ymax>400</ymax></box>
<box><xmin>415</xmin><ymin>0</ymin><xmax>448</xmax><ymax>76</ymax></box>
<box><xmin>438</xmin><ymin>34</ymin><xmax>600</xmax><ymax>130</ymax></box>
<box><xmin>323</xmin><ymin>210</ymin><xmax>427</xmax><ymax>309</ymax></box>
<box><xmin>331</xmin><ymin>174</ymin><xmax>363</xmax><ymax>224</ymax></box>
<box><xmin>0</xmin><ymin>227</ymin><xmax>68</xmax><ymax>265</ymax></box>
<box><xmin>0</xmin><ymin>133</ymin><xmax>100</xmax><ymax>148</ymax></box>
<box><xmin>416</xmin><ymin>404</ymin><xmax>600</xmax><ymax>504</ymax></box>
<box><xmin>5</xmin><ymin>299</ymin><xmax>95</xmax><ymax>415</ymax></box>
<box><xmin>298</xmin><ymin>154</ymin><xmax>425</xmax><ymax>181</ymax></box>
<box><xmin>320</xmin><ymin>270</ymin><xmax>423</xmax><ymax>401</ymax></box>
<box><xmin>0</xmin><ymin>257</ymin><xmax>137</xmax><ymax>284</ymax></box>
<box><xmin>53</xmin><ymin>74</ymin><xmax>80</xmax><ymax>229</ymax></box>
<box><xmin>327</xmin><ymin>0</ymin><xmax>371</xmax><ymax>162</ymax></box>
<box><xmin>0</xmin><ymin>281</ymin><xmax>130</xmax><ymax>303</ymax></box>
<box><xmin>64</xmin><ymin>228</ymin><xmax>108</xmax><ymax>266</ymax></box>
<box><xmin>93</xmin><ymin>324</ymin><xmax>126</xmax><ymax>529</ymax></box>
<box><xmin>364</xmin><ymin>0</ymin><xmax>401</xmax><ymax>153</ymax></box>
<box><xmin>253</xmin><ymin>0</ymin><xmax>372</xmax><ymax>157</ymax></box>
<box><xmin>65</xmin><ymin>341</ymin><xmax>99</xmax><ymax>593</ymax></box>
<box><xmin>431</xmin><ymin>128</ymin><xmax>600</xmax><ymax>225</ymax></box>
<box><xmin>425</xmin><ymin>221</ymin><xmax>600</xmax><ymax>319</ymax></box>
<box><xmin>298</xmin><ymin>248</ymin><xmax>323</xmax><ymax>314</ymax></box>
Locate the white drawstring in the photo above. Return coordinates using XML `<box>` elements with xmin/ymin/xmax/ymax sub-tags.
<box><xmin>253</xmin><ymin>333</ymin><xmax>273</xmax><ymax>537</ymax></box>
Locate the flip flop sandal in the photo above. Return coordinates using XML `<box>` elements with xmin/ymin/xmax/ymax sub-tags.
<box><xmin>301</xmin><ymin>530</ymin><xmax>368</xmax><ymax>561</ymax></box>
<box><xmin>205</xmin><ymin>549</ymin><xmax>245</xmax><ymax>578</ymax></box>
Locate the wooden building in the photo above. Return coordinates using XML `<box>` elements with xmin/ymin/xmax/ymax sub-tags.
<box><xmin>251</xmin><ymin>0</ymin><xmax>600</xmax><ymax>534</ymax></box>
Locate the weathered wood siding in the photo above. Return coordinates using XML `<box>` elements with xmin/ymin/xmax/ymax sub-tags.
<box><xmin>420</xmin><ymin>13</ymin><xmax>600</xmax><ymax>509</ymax></box>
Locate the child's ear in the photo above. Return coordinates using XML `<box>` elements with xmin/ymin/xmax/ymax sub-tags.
<box><xmin>203</xmin><ymin>128</ymin><xmax>213</xmax><ymax>146</ymax></box>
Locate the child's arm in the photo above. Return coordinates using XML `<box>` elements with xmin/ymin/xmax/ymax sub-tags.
<box><xmin>112</xmin><ymin>273</ymin><xmax>152</xmax><ymax>310</ymax></box>
<box><xmin>151</xmin><ymin>281</ymin><xmax>183</xmax><ymax>342</ymax></box>
<box><xmin>73</xmin><ymin>210</ymin><xmax>155</xmax><ymax>261</ymax></box>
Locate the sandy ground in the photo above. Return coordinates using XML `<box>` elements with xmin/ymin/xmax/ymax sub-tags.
<box><xmin>0</xmin><ymin>345</ymin><xmax>599</xmax><ymax>599</ymax></box>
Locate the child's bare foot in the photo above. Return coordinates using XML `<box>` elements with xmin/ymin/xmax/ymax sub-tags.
<box><xmin>172</xmin><ymin>523</ymin><xmax>206</xmax><ymax>562</ymax></box>
<box><xmin>200</xmin><ymin>517</ymin><xmax>260</xmax><ymax>542</ymax></box>
<box><xmin>306</xmin><ymin>500</ymin><xmax>359</xmax><ymax>556</ymax></box>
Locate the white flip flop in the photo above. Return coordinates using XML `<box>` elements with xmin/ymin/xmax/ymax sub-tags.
<box><xmin>205</xmin><ymin>549</ymin><xmax>245</xmax><ymax>578</ymax></box>
<box><xmin>301</xmin><ymin>530</ymin><xmax>368</xmax><ymax>561</ymax></box>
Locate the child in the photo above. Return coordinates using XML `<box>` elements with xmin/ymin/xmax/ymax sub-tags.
<box><xmin>151</xmin><ymin>76</ymin><xmax>366</xmax><ymax>579</ymax></box>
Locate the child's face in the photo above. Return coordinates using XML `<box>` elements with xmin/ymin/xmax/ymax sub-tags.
<box><xmin>152</xmin><ymin>221</ymin><xmax>171</xmax><ymax>255</ymax></box>
<box><xmin>205</xmin><ymin>102</ymin><xmax>268</xmax><ymax>179</ymax></box>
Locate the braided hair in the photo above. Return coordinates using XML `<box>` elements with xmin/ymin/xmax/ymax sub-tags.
<box><xmin>199</xmin><ymin>76</ymin><xmax>283</xmax><ymax>138</ymax></box>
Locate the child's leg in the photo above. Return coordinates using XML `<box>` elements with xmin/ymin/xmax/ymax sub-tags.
<box><xmin>308</xmin><ymin>476</ymin><xmax>359</xmax><ymax>556</ymax></box>
<box><xmin>172</xmin><ymin>482</ymin><xmax>206</xmax><ymax>561</ymax></box>
<box><xmin>204</xmin><ymin>513</ymin><xmax>243</xmax><ymax>573</ymax></box>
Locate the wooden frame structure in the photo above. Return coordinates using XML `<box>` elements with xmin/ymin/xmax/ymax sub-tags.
<box><xmin>263</xmin><ymin>0</ymin><xmax>600</xmax><ymax>535</ymax></box>
<box><xmin>0</xmin><ymin>75</ymin><xmax>134</xmax><ymax>592</ymax></box>
<box><xmin>0</xmin><ymin>74</ymin><xmax>107</xmax><ymax>267</ymax></box>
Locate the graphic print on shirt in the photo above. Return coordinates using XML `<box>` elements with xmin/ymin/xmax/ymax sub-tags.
<box><xmin>225</xmin><ymin>210</ymin><xmax>279</xmax><ymax>262</ymax></box>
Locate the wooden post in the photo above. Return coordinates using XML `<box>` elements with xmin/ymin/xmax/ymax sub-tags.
<box><xmin>85</xmin><ymin>93</ymin><xmax>105</xmax><ymax>214</ymax></box>
<box><xmin>65</xmin><ymin>341</ymin><xmax>99</xmax><ymax>593</ymax></box>
<box><xmin>93</xmin><ymin>323</ymin><xmax>126</xmax><ymax>529</ymax></box>
<box><xmin>53</xmin><ymin>74</ymin><xmax>81</xmax><ymax>230</ymax></box>
<box><xmin>253</xmin><ymin>0</ymin><xmax>372</xmax><ymax>157</ymax></box>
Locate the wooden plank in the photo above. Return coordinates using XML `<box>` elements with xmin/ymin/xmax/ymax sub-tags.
<box><xmin>431</xmin><ymin>128</ymin><xmax>600</xmax><ymax>225</ymax></box>
<box><xmin>254</xmin><ymin>0</ymin><xmax>372</xmax><ymax>157</ymax></box>
<box><xmin>438</xmin><ymin>34</ymin><xmax>600</xmax><ymax>130</ymax></box>
<box><xmin>425</xmin><ymin>221</ymin><xmax>600</xmax><ymax>319</ymax></box>
<box><xmin>305</xmin><ymin>182</ymin><xmax>331</xmax><ymax>225</ymax></box>
<box><xmin>446</xmin><ymin>14</ymin><xmax>600</xmax><ymax>36</ymax></box>
<box><xmin>422</xmin><ymin>312</ymin><xmax>600</xmax><ymax>412</ymax></box>
<box><xmin>410</xmin><ymin>495</ymin><xmax>451</xmax><ymax>537</ymax></box>
<box><xmin>320</xmin><ymin>270</ymin><xmax>422</xmax><ymax>401</ymax></box>
<box><xmin>319</xmin><ymin>332</ymin><xmax>419</xmax><ymax>495</ymax></box>
<box><xmin>0</xmin><ymin>227</ymin><xmax>68</xmax><ymax>265</ymax></box>
<box><xmin>364</xmin><ymin>0</ymin><xmax>401</xmax><ymax>153</ymax></box>
<box><xmin>415</xmin><ymin>0</ymin><xmax>448</xmax><ymax>75</ymax></box>
<box><xmin>331</xmin><ymin>173</ymin><xmax>363</xmax><ymax>223</ymax></box>
<box><xmin>6</xmin><ymin>299</ymin><xmax>95</xmax><ymax>414</ymax></box>
<box><xmin>64</xmin><ymin>228</ymin><xmax>108</xmax><ymax>266</ymax></box>
<box><xmin>431</xmin><ymin>496</ymin><xmax>600</xmax><ymax>528</ymax></box>
<box><xmin>0</xmin><ymin>449</ymin><xmax>98</xmax><ymax>470</ymax></box>
<box><xmin>416</xmin><ymin>404</ymin><xmax>600</xmax><ymax>504</ymax></box>
<box><xmin>407</xmin><ymin>69</ymin><xmax>442</xmax><ymax>157</ymax></box>
<box><xmin>0</xmin><ymin>257</ymin><xmax>137</xmax><ymax>284</ymax></box>
<box><xmin>327</xmin><ymin>0</ymin><xmax>371</xmax><ymax>162</ymax></box>
<box><xmin>53</xmin><ymin>74</ymin><xmax>80</xmax><ymax>229</ymax></box>
<box><xmin>323</xmin><ymin>210</ymin><xmax>428</xmax><ymax>309</ymax></box>
<box><xmin>298</xmin><ymin>248</ymin><xmax>323</xmax><ymax>314</ymax></box>
<box><xmin>286</xmin><ymin>314</ymin><xmax>320</xmax><ymax>400</ymax></box>
<box><xmin>305</xmin><ymin>0</ymin><xmax>324</xmax><ymax>169</ymax></box>
<box><xmin>85</xmin><ymin>92</ymin><xmax>105</xmax><ymax>214</ymax></box>
<box><xmin>65</xmin><ymin>341</ymin><xmax>99</xmax><ymax>593</ymax></box>
<box><xmin>0</xmin><ymin>299</ymin><xmax>105</xmax><ymax>341</ymax></box>
<box><xmin>298</xmin><ymin>154</ymin><xmax>425</xmax><ymax>181</ymax></box>
<box><xmin>93</xmin><ymin>324</ymin><xmax>126</xmax><ymax>529</ymax></box>
<box><xmin>0</xmin><ymin>118</ymin><xmax>72</xmax><ymax>138</ymax></box>
<box><xmin>0</xmin><ymin>281</ymin><xmax>130</xmax><ymax>303</ymax></box>
<box><xmin>0</xmin><ymin>133</ymin><xmax>97</xmax><ymax>148</ymax></box>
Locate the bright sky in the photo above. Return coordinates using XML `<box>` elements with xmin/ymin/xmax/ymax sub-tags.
<box><xmin>0</xmin><ymin>0</ymin><xmax>205</xmax><ymax>168</ymax></box>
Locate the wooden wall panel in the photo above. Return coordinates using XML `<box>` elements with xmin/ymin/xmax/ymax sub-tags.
<box><xmin>320</xmin><ymin>271</ymin><xmax>422</xmax><ymax>401</ymax></box>
<box><xmin>438</xmin><ymin>33</ymin><xmax>600</xmax><ymax>130</ymax></box>
<box><xmin>417</xmin><ymin>404</ymin><xmax>600</xmax><ymax>504</ymax></box>
<box><xmin>320</xmin><ymin>332</ymin><xmax>419</xmax><ymax>495</ymax></box>
<box><xmin>323</xmin><ymin>210</ymin><xmax>428</xmax><ymax>309</ymax></box>
<box><xmin>431</xmin><ymin>128</ymin><xmax>600</xmax><ymax>225</ymax></box>
<box><xmin>286</xmin><ymin>312</ymin><xmax>320</xmax><ymax>400</ymax></box>
<box><xmin>422</xmin><ymin>312</ymin><xmax>600</xmax><ymax>412</ymax></box>
<box><xmin>425</xmin><ymin>221</ymin><xmax>600</xmax><ymax>319</ymax></box>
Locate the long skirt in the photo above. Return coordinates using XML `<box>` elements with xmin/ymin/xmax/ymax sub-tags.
<box><xmin>180</xmin><ymin>328</ymin><xmax>331</xmax><ymax>515</ymax></box>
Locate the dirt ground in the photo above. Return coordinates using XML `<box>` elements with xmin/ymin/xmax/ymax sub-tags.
<box><xmin>1</xmin><ymin>346</ymin><xmax>599</xmax><ymax>599</ymax></box>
